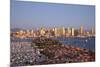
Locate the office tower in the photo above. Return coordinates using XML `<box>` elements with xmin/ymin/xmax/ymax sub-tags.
<box><xmin>26</xmin><ymin>29</ymin><xmax>30</xmax><ymax>35</ymax></box>
<box><xmin>62</xmin><ymin>27</ymin><xmax>65</xmax><ymax>36</ymax></box>
<box><xmin>30</xmin><ymin>29</ymin><xmax>34</xmax><ymax>37</ymax></box>
<box><xmin>54</xmin><ymin>28</ymin><xmax>58</xmax><ymax>37</ymax></box>
<box><xmin>71</xmin><ymin>28</ymin><xmax>74</xmax><ymax>36</ymax></box>
<box><xmin>91</xmin><ymin>27</ymin><xmax>95</xmax><ymax>35</ymax></box>
<box><xmin>31</xmin><ymin>29</ymin><xmax>34</xmax><ymax>34</ymax></box>
<box><xmin>40</xmin><ymin>27</ymin><xmax>45</xmax><ymax>36</ymax></box>
<box><xmin>80</xmin><ymin>26</ymin><xmax>84</xmax><ymax>35</ymax></box>
<box><xmin>74</xmin><ymin>30</ymin><xmax>79</xmax><ymax>36</ymax></box>
<box><xmin>67</xmin><ymin>27</ymin><xmax>71</xmax><ymax>36</ymax></box>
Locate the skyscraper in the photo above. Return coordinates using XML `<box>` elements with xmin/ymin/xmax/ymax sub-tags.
<box><xmin>54</xmin><ymin>28</ymin><xmax>61</xmax><ymax>37</ymax></box>
<box><xmin>71</xmin><ymin>28</ymin><xmax>75</xmax><ymax>36</ymax></box>
<box><xmin>80</xmin><ymin>26</ymin><xmax>84</xmax><ymax>35</ymax></box>
<box><xmin>30</xmin><ymin>29</ymin><xmax>34</xmax><ymax>35</ymax></box>
<box><xmin>62</xmin><ymin>27</ymin><xmax>65</xmax><ymax>36</ymax></box>
<box><xmin>91</xmin><ymin>27</ymin><xmax>95</xmax><ymax>36</ymax></box>
<box><xmin>40</xmin><ymin>27</ymin><xmax>45</xmax><ymax>36</ymax></box>
<box><xmin>67</xmin><ymin>27</ymin><xmax>71</xmax><ymax>36</ymax></box>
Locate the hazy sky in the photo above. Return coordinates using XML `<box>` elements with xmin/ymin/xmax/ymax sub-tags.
<box><xmin>11</xmin><ymin>0</ymin><xmax>95</xmax><ymax>30</ymax></box>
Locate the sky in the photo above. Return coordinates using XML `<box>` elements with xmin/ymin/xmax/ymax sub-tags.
<box><xmin>10</xmin><ymin>0</ymin><xmax>95</xmax><ymax>30</ymax></box>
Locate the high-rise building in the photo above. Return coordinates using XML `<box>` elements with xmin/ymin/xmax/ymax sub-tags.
<box><xmin>67</xmin><ymin>27</ymin><xmax>71</xmax><ymax>36</ymax></box>
<box><xmin>26</xmin><ymin>29</ymin><xmax>30</xmax><ymax>35</ymax></box>
<box><xmin>80</xmin><ymin>26</ymin><xmax>84</xmax><ymax>35</ymax></box>
<box><xmin>91</xmin><ymin>27</ymin><xmax>95</xmax><ymax>35</ymax></box>
<box><xmin>40</xmin><ymin>27</ymin><xmax>45</xmax><ymax>36</ymax></box>
<box><xmin>62</xmin><ymin>27</ymin><xmax>65</xmax><ymax>36</ymax></box>
<box><xmin>74</xmin><ymin>30</ymin><xmax>79</xmax><ymax>36</ymax></box>
<box><xmin>71</xmin><ymin>28</ymin><xmax>74</xmax><ymax>36</ymax></box>
<box><xmin>31</xmin><ymin>29</ymin><xmax>34</xmax><ymax>34</ymax></box>
<box><xmin>54</xmin><ymin>28</ymin><xmax>59</xmax><ymax>37</ymax></box>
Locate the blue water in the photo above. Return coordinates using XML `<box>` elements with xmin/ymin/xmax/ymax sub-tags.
<box><xmin>11</xmin><ymin>37</ymin><xmax>95</xmax><ymax>51</ymax></box>
<box><xmin>53</xmin><ymin>37</ymin><xmax>95</xmax><ymax>51</ymax></box>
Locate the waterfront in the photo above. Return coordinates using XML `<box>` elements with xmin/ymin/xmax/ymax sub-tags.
<box><xmin>11</xmin><ymin>36</ymin><xmax>95</xmax><ymax>51</ymax></box>
<box><xmin>53</xmin><ymin>37</ymin><xmax>95</xmax><ymax>51</ymax></box>
<box><xmin>10</xmin><ymin>37</ymin><xmax>95</xmax><ymax>66</ymax></box>
<box><xmin>10</xmin><ymin>1</ymin><xmax>95</xmax><ymax>66</ymax></box>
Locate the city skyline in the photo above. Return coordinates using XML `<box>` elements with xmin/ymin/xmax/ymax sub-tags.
<box><xmin>11</xmin><ymin>0</ymin><xmax>95</xmax><ymax>30</ymax></box>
